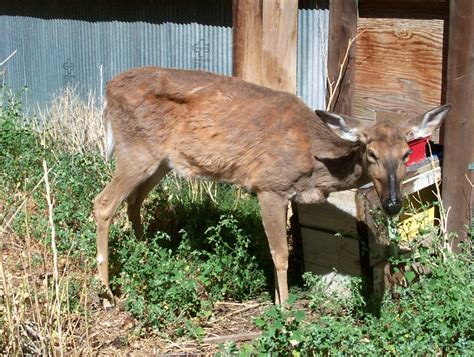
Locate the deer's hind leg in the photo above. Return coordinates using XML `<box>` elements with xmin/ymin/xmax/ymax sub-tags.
<box><xmin>126</xmin><ymin>163</ymin><xmax>170</xmax><ymax>238</ymax></box>
<box><xmin>94</xmin><ymin>157</ymin><xmax>163</xmax><ymax>295</ymax></box>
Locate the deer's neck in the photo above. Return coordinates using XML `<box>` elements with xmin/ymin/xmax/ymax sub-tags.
<box><xmin>316</xmin><ymin>147</ymin><xmax>370</xmax><ymax>194</ymax></box>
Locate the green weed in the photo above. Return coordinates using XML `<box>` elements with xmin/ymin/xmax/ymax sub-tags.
<box><xmin>240</xmin><ymin>237</ymin><xmax>474</xmax><ymax>355</ymax></box>
<box><xmin>115</xmin><ymin>216</ymin><xmax>267</xmax><ymax>335</ymax></box>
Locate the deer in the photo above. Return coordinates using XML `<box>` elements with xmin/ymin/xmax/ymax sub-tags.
<box><xmin>94</xmin><ymin>66</ymin><xmax>451</xmax><ymax>304</ymax></box>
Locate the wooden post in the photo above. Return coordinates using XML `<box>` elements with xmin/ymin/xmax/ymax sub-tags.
<box><xmin>261</xmin><ymin>0</ymin><xmax>298</xmax><ymax>93</ymax></box>
<box><xmin>327</xmin><ymin>0</ymin><xmax>358</xmax><ymax>114</ymax></box>
<box><xmin>232</xmin><ymin>0</ymin><xmax>298</xmax><ymax>94</ymax></box>
<box><xmin>232</xmin><ymin>0</ymin><xmax>263</xmax><ymax>85</ymax></box>
<box><xmin>233</xmin><ymin>0</ymin><xmax>301</xmax><ymax>282</ymax></box>
<box><xmin>443</xmin><ymin>0</ymin><xmax>474</xmax><ymax>243</ymax></box>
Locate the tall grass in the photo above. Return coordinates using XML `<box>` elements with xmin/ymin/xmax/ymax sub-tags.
<box><xmin>0</xmin><ymin>89</ymin><xmax>100</xmax><ymax>354</ymax></box>
<box><xmin>33</xmin><ymin>88</ymin><xmax>106</xmax><ymax>156</ymax></box>
<box><xmin>0</xmin><ymin>183</ymin><xmax>94</xmax><ymax>355</ymax></box>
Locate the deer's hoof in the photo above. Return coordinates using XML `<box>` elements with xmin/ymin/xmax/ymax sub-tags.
<box><xmin>102</xmin><ymin>297</ymin><xmax>115</xmax><ymax>311</ymax></box>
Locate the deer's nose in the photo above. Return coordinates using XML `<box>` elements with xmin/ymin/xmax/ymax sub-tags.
<box><xmin>382</xmin><ymin>197</ymin><xmax>402</xmax><ymax>216</ymax></box>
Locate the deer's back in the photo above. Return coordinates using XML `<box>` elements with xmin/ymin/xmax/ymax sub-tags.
<box><xmin>106</xmin><ymin>67</ymin><xmax>333</xmax><ymax>192</ymax></box>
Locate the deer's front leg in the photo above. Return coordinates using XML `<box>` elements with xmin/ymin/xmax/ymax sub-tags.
<box><xmin>258</xmin><ymin>191</ymin><xmax>289</xmax><ymax>304</ymax></box>
<box><xmin>93</xmin><ymin>162</ymin><xmax>159</xmax><ymax>305</ymax></box>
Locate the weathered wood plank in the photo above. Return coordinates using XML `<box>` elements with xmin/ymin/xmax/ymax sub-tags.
<box><xmin>233</xmin><ymin>0</ymin><xmax>298</xmax><ymax>94</ymax></box>
<box><xmin>354</xmin><ymin>17</ymin><xmax>446</xmax><ymax>121</ymax></box>
<box><xmin>327</xmin><ymin>0</ymin><xmax>358</xmax><ymax>114</ymax></box>
<box><xmin>232</xmin><ymin>0</ymin><xmax>263</xmax><ymax>85</ymax></box>
<box><xmin>261</xmin><ymin>0</ymin><xmax>298</xmax><ymax>93</ymax></box>
<box><xmin>298</xmin><ymin>190</ymin><xmax>358</xmax><ymax>233</ymax></box>
<box><xmin>442</xmin><ymin>0</ymin><xmax>474</xmax><ymax>242</ymax></box>
<box><xmin>302</xmin><ymin>228</ymin><xmax>361</xmax><ymax>275</ymax></box>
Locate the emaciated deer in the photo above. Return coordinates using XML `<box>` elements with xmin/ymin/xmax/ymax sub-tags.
<box><xmin>94</xmin><ymin>67</ymin><xmax>451</xmax><ymax>304</ymax></box>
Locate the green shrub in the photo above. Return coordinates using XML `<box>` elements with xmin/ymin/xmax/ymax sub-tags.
<box><xmin>0</xmin><ymin>94</ymin><xmax>44</xmax><ymax>190</ymax></box>
<box><xmin>200</xmin><ymin>215</ymin><xmax>267</xmax><ymax>301</ymax></box>
<box><xmin>241</xmin><ymin>242</ymin><xmax>474</xmax><ymax>356</ymax></box>
<box><xmin>0</xmin><ymin>117</ymin><xmax>111</xmax><ymax>259</ymax></box>
<box><xmin>115</xmin><ymin>215</ymin><xmax>267</xmax><ymax>334</ymax></box>
<box><xmin>253</xmin><ymin>297</ymin><xmax>307</xmax><ymax>356</ymax></box>
<box><xmin>366</xmin><ymin>248</ymin><xmax>474</xmax><ymax>355</ymax></box>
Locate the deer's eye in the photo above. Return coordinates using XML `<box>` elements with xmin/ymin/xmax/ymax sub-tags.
<box><xmin>403</xmin><ymin>149</ymin><xmax>413</xmax><ymax>162</ymax></box>
<box><xmin>367</xmin><ymin>149</ymin><xmax>378</xmax><ymax>162</ymax></box>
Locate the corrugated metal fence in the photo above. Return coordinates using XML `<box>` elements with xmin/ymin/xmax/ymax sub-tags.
<box><xmin>298</xmin><ymin>0</ymin><xmax>329</xmax><ymax>111</ymax></box>
<box><xmin>0</xmin><ymin>0</ymin><xmax>233</xmax><ymax>110</ymax></box>
<box><xmin>0</xmin><ymin>0</ymin><xmax>328</xmax><ymax>111</ymax></box>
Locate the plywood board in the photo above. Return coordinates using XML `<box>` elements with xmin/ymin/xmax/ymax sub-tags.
<box><xmin>298</xmin><ymin>190</ymin><xmax>358</xmax><ymax>233</ymax></box>
<box><xmin>302</xmin><ymin>228</ymin><xmax>361</xmax><ymax>275</ymax></box>
<box><xmin>354</xmin><ymin>17</ymin><xmax>446</xmax><ymax>121</ymax></box>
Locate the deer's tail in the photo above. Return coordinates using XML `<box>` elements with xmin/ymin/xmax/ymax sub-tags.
<box><xmin>104</xmin><ymin>105</ymin><xmax>115</xmax><ymax>162</ymax></box>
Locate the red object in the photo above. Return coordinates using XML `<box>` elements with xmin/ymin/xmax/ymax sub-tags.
<box><xmin>407</xmin><ymin>137</ymin><xmax>430</xmax><ymax>166</ymax></box>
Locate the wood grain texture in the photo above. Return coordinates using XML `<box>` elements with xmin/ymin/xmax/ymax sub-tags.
<box><xmin>302</xmin><ymin>228</ymin><xmax>361</xmax><ymax>275</ymax></box>
<box><xmin>442</xmin><ymin>0</ymin><xmax>474</xmax><ymax>241</ymax></box>
<box><xmin>233</xmin><ymin>0</ymin><xmax>298</xmax><ymax>94</ymax></box>
<box><xmin>354</xmin><ymin>17</ymin><xmax>446</xmax><ymax>121</ymax></box>
<box><xmin>232</xmin><ymin>0</ymin><xmax>263</xmax><ymax>85</ymax></box>
<box><xmin>261</xmin><ymin>0</ymin><xmax>298</xmax><ymax>93</ymax></box>
<box><xmin>327</xmin><ymin>0</ymin><xmax>358</xmax><ymax>114</ymax></box>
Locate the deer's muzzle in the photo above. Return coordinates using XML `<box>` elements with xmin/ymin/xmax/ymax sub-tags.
<box><xmin>382</xmin><ymin>171</ymin><xmax>402</xmax><ymax>215</ymax></box>
<box><xmin>382</xmin><ymin>197</ymin><xmax>402</xmax><ymax>216</ymax></box>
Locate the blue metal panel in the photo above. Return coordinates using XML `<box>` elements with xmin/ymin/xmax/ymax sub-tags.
<box><xmin>0</xmin><ymin>0</ymin><xmax>233</xmax><ymax>111</ymax></box>
<box><xmin>297</xmin><ymin>1</ymin><xmax>329</xmax><ymax>111</ymax></box>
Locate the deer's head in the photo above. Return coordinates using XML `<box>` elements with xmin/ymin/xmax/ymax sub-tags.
<box><xmin>316</xmin><ymin>104</ymin><xmax>451</xmax><ymax>216</ymax></box>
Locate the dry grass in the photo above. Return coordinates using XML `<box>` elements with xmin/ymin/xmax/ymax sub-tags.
<box><xmin>0</xmin><ymin>170</ymin><xmax>96</xmax><ymax>355</ymax></box>
<box><xmin>1</xmin><ymin>224</ymin><xmax>267</xmax><ymax>355</ymax></box>
<box><xmin>34</xmin><ymin>88</ymin><xmax>106</xmax><ymax>157</ymax></box>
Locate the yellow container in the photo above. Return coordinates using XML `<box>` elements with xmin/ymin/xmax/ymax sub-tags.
<box><xmin>399</xmin><ymin>206</ymin><xmax>436</xmax><ymax>242</ymax></box>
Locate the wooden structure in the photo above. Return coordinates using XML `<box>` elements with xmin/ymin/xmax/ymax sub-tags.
<box><xmin>443</xmin><ymin>0</ymin><xmax>474</xmax><ymax>245</ymax></box>
<box><xmin>233</xmin><ymin>0</ymin><xmax>473</xmax><ymax>292</ymax></box>
<box><xmin>233</xmin><ymin>0</ymin><xmax>298</xmax><ymax>93</ymax></box>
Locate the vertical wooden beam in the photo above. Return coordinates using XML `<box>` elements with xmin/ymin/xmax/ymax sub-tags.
<box><xmin>327</xmin><ymin>0</ymin><xmax>358</xmax><ymax>114</ymax></box>
<box><xmin>232</xmin><ymin>0</ymin><xmax>298</xmax><ymax>93</ymax></box>
<box><xmin>443</xmin><ymin>0</ymin><xmax>474</xmax><ymax>242</ymax></box>
<box><xmin>232</xmin><ymin>0</ymin><xmax>263</xmax><ymax>85</ymax></box>
<box><xmin>261</xmin><ymin>0</ymin><xmax>298</xmax><ymax>93</ymax></box>
<box><xmin>233</xmin><ymin>0</ymin><xmax>301</xmax><ymax>283</ymax></box>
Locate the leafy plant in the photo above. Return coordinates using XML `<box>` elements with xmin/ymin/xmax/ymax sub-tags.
<box><xmin>200</xmin><ymin>216</ymin><xmax>267</xmax><ymax>301</ymax></box>
<box><xmin>253</xmin><ymin>296</ymin><xmax>306</xmax><ymax>356</ymax></box>
<box><xmin>240</xmin><ymin>237</ymin><xmax>474</xmax><ymax>355</ymax></box>
<box><xmin>114</xmin><ymin>216</ymin><xmax>266</xmax><ymax>334</ymax></box>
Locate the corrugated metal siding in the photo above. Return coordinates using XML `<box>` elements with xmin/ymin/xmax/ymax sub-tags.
<box><xmin>1</xmin><ymin>0</ymin><xmax>328</xmax><ymax>112</ymax></box>
<box><xmin>297</xmin><ymin>1</ymin><xmax>329</xmax><ymax>110</ymax></box>
<box><xmin>0</xmin><ymin>0</ymin><xmax>233</xmax><ymax>111</ymax></box>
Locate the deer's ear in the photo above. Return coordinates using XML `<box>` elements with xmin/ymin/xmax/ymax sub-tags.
<box><xmin>315</xmin><ymin>110</ymin><xmax>368</xmax><ymax>143</ymax></box>
<box><xmin>404</xmin><ymin>104</ymin><xmax>452</xmax><ymax>140</ymax></box>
